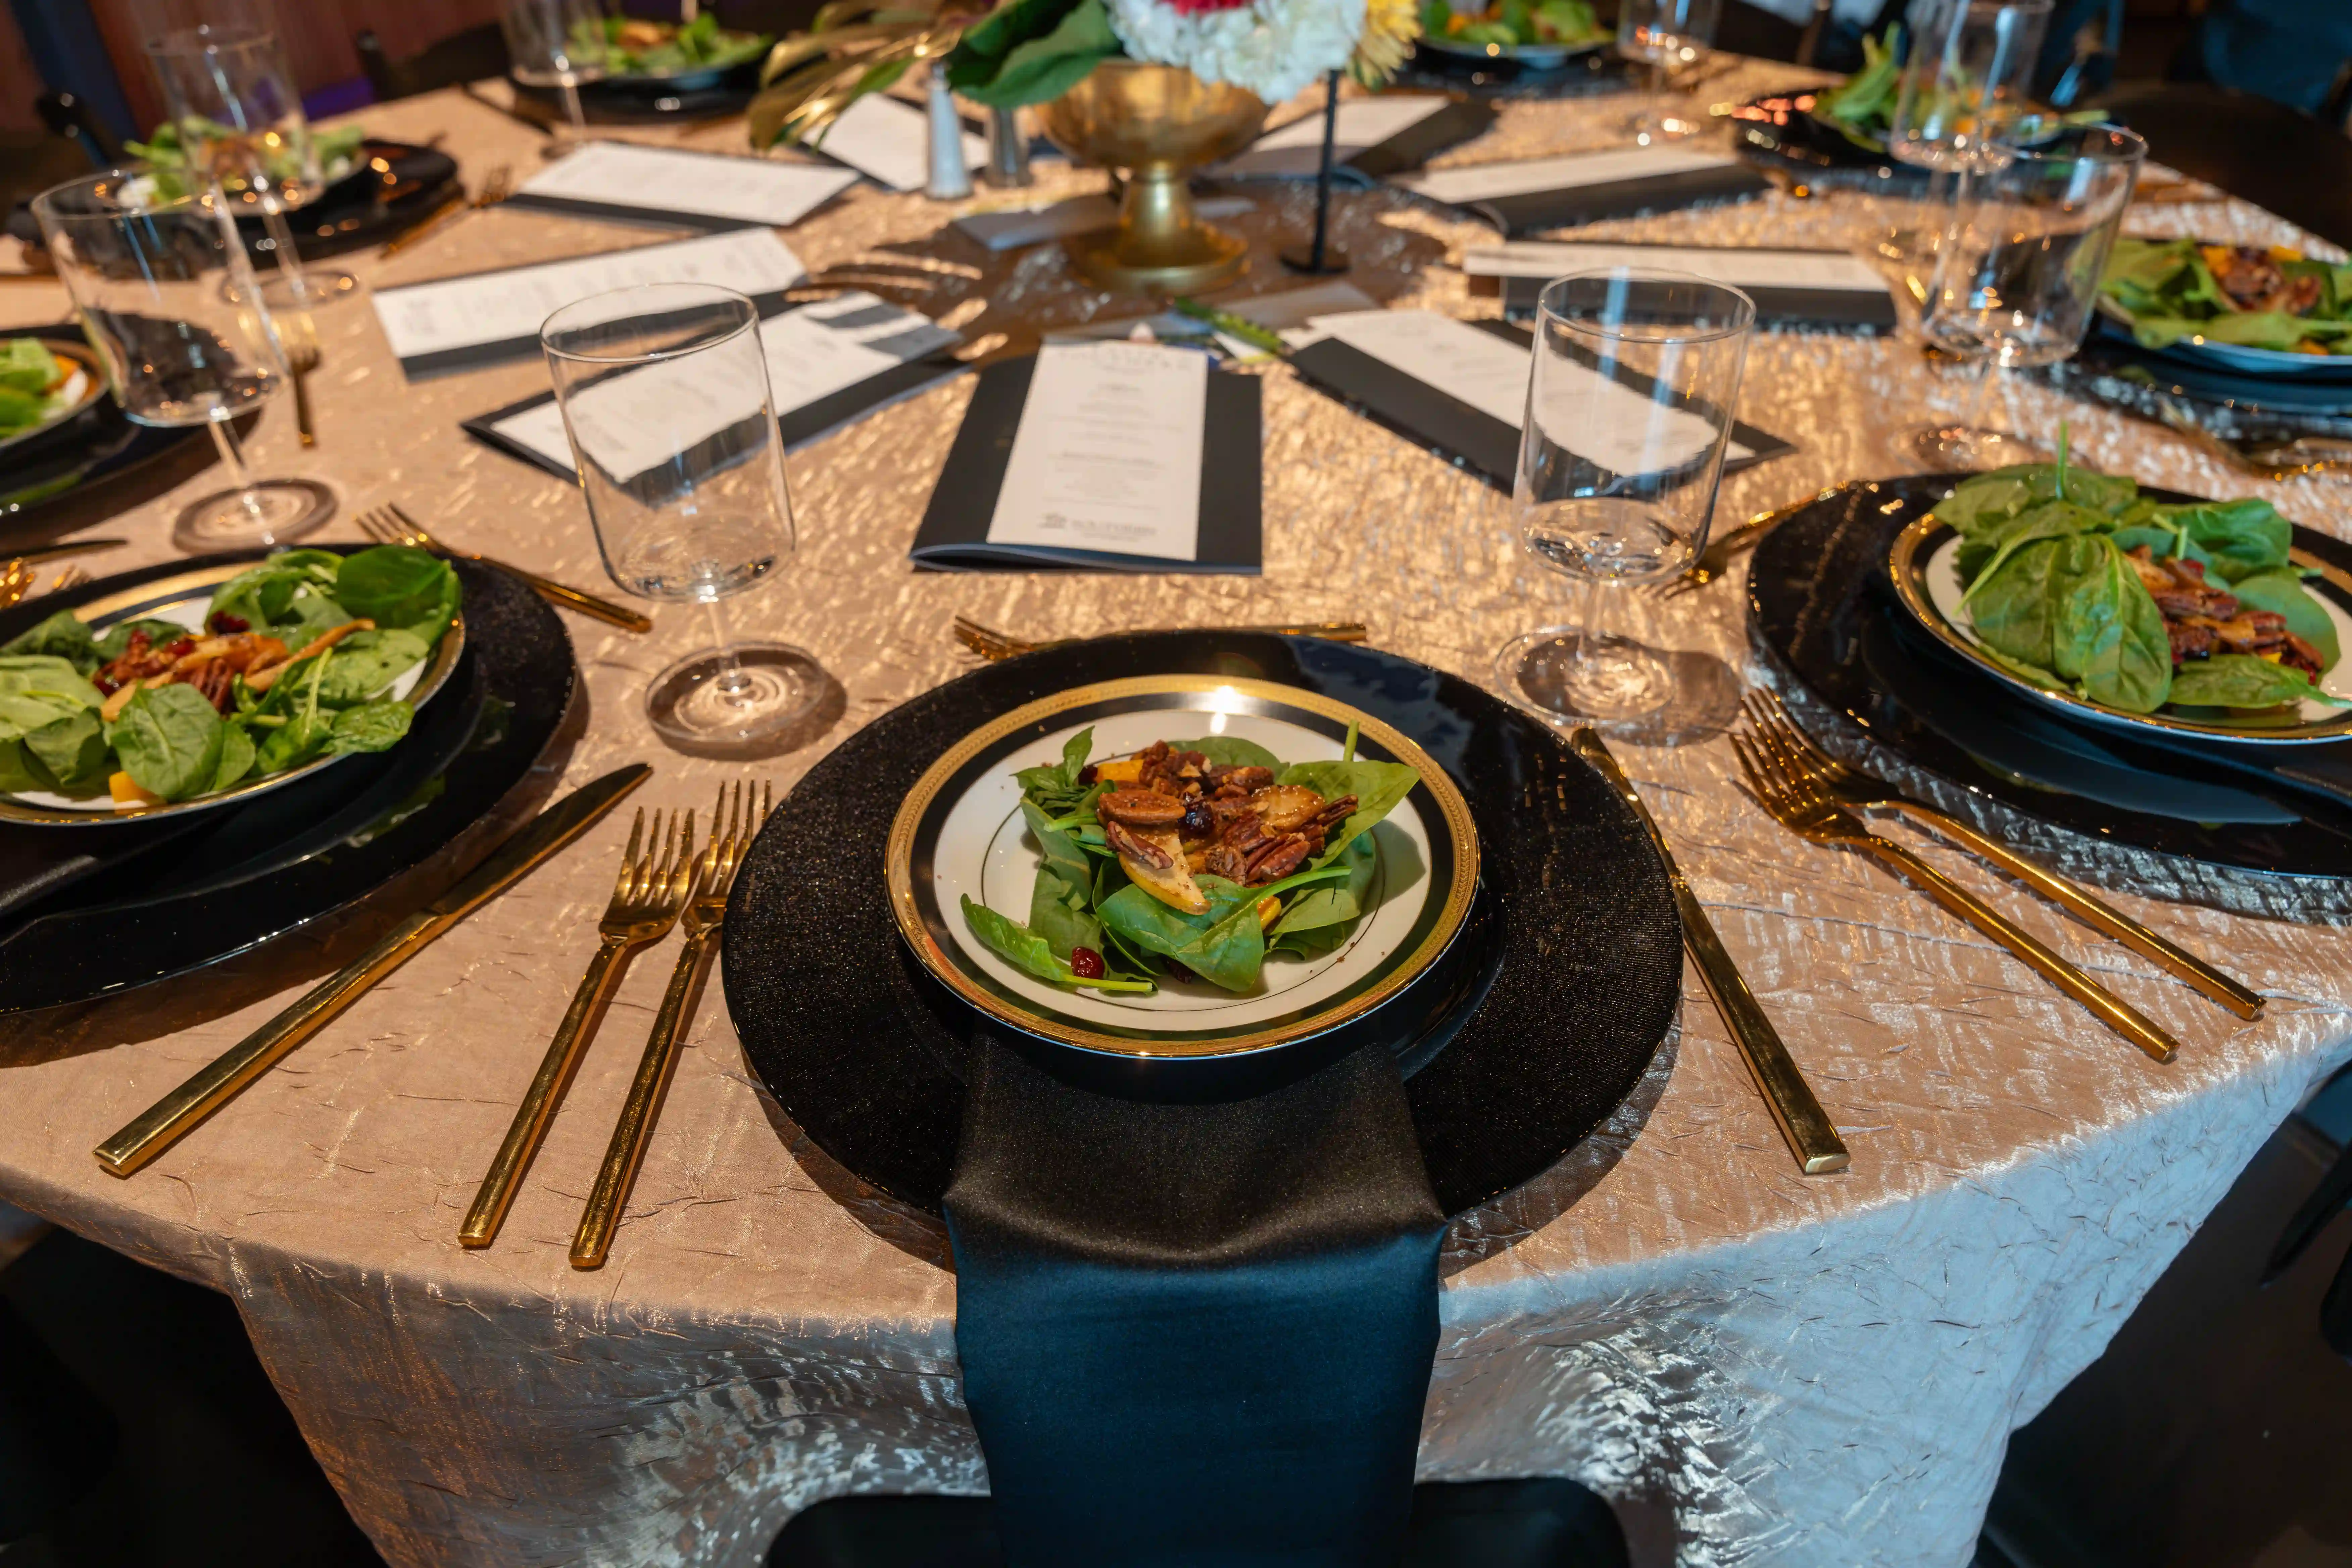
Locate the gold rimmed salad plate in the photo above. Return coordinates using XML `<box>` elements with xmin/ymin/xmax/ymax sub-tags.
<box><xmin>884</xmin><ymin>675</ymin><xmax>1480</xmax><ymax>1065</ymax></box>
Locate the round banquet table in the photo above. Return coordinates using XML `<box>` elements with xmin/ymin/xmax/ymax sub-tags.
<box><xmin>2</xmin><ymin>65</ymin><xmax>2349</xmax><ymax>1568</ymax></box>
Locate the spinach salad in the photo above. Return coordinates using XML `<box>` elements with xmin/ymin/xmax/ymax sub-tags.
<box><xmin>1932</xmin><ymin>455</ymin><xmax>2345</xmax><ymax>721</ymax></box>
<box><xmin>0</xmin><ymin>546</ymin><xmax>460</xmax><ymax>807</ymax></box>
<box><xmin>2100</xmin><ymin>237</ymin><xmax>2352</xmax><ymax>357</ymax></box>
<box><xmin>961</xmin><ymin>728</ymin><xmax>1422</xmax><ymax>995</ymax></box>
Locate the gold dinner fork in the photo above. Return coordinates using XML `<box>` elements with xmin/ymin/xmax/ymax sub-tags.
<box><xmin>0</xmin><ymin>559</ymin><xmax>40</xmax><ymax>610</ymax></box>
<box><xmin>1742</xmin><ymin>693</ymin><xmax>2262</xmax><ymax>1018</ymax></box>
<box><xmin>953</xmin><ymin>614</ymin><xmax>1370</xmax><ymax>661</ymax></box>
<box><xmin>356</xmin><ymin>503</ymin><xmax>652</xmax><ymax>632</ymax></box>
<box><xmin>459</xmin><ymin>806</ymin><xmax>696</xmax><ymax>1248</ymax></box>
<box><xmin>571</xmin><ymin>780</ymin><xmax>773</xmax><ymax>1269</ymax></box>
<box><xmin>45</xmin><ymin>564</ymin><xmax>90</xmax><ymax>595</ymax></box>
<box><xmin>1731</xmin><ymin>725</ymin><xmax>2182</xmax><ymax>1063</ymax></box>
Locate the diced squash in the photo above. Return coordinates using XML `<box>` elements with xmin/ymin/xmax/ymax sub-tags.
<box><xmin>110</xmin><ymin>772</ymin><xmax>164</xmax><ymax>808</ymax></box>
<box><xmin>1094</xmin><ymin>757</ymin><xmax>1145</xmax><ymax>784</ymax></box>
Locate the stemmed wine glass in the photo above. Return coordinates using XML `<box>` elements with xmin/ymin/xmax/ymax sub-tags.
<box><xmin>1617</xmin><ymin>0</ymin><xmax>1721</xmax><ymax>146</ymax></box>
<box><xmin>140</xmin><ymin>1</ymin><xmax>358</xmax><ymax>303</ymax></box>
<box><xmin>541</xmin><ymin>283</ymin><xmax>828</xmax><ymax>758</ymax></box>
<box><xmin>501</xmin><ymin>0</ymin><xmax>609</xmax><ymax>155</ymax></box>
<box><xmin>1912</xmin><ymin>124</ymin><xmax>2146</xmax><ymax>469</ymax></box>
<box><xmin>1495</xmin><ymin>268</ymin><xmax>1755</xmax><ymax>745</ymax></box>
<box><xmin>32</xmin><ymin>170</ymin><xmax>332</xmax><ymax>550</ymax></box>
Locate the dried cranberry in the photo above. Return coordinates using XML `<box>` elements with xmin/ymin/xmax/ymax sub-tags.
<box><xmin>1069</xmin><ymin>946</ymin><xmax>1106</xmax><ymax>980</ymax></box>
<box><xmin>92</xmin><ymin>674</ymin><xmax>118</xmax><ymax>695</ymax></box>
<box><xmin>164</xmin><ymin>637</ymin><xmax>196</xmax><ymax>659</ymax></box>
<box><xmin>208</xmin><ymin>612</ymin><xmax>249</xmax><ymax>634</ymax></box>
<box><xmin>1180</xmin><ymin>801</ymin><xmax>1214</xmax><ymax>837</ymax></box>
<box><xmin>1077</xmin><ymin>763</ymin><xmax>1098</xmax><ymax>786</ymax></box>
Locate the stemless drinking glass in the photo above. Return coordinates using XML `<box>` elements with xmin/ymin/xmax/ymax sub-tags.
<box><xmin>1617</xmin><ymin>0</ymin><xmax>1721</xmax><ymax>145</ymax></box>
<box><xmin>1497</xmin><ymin>269</ymin><xmax>1755</xmax><ymax>744</ymax></box>
<box><xmin>502</xmin><ymin>0</ymin><xmax>609</xmax><ymax>152</ymax></box>
<box><xmin>1886</xmin><ymin>0</ymin><xmax>2053</xmax><ymax>172</ymax></box>
<box><xmin>542</xmin><ymin>283</ymin><xmax>825</xmax><ymax>758</ymax></box>
<box><xmin>1912</xmin><ymin>124</ymin><xmax>2145</xmax><ymax>470</ymax></box>
<box><xmin>142</xmin><ymin>7</ymin><xmax>358</xmax><ymax>300</ymax></box>
<box><xmin>33</xmin><ymin>170</ymin><xmax>330</xmax><ymax>550</ymax></box>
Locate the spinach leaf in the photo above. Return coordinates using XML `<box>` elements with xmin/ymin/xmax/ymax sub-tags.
<box><xmin>1933</xmin><ymin>463</ymin><xmax>2138</xmax><ymax>538</ymax></box>
<box><xmin>333</xmin><ymin>546</ymin><xmax>459</xmax><ymax>642</ymax></box>
<box><xmin>324</xmin><ymin>699</ymin><xmax>412</xmax><ymax>755</ymax></box>
<box><xmin>1968</xmin><ymin>536</ymin><xmax>2083</xmax><ymax>685</ymax></box>
<box><xmin>1268</xmin><ymin>833</ymin><xmax>1375</xmax><ymax>957</ymax></box>
<box><xmin>1028</xmin><ymin>865</ymin><xmax>1103</xmax><ymax>963</ymax></box>
<box><xmin>2229</xmin><ymin>571</ymin><xmax>2341</xmax><ymax>670</ymax></box>
<box><xmin>211</xmin><ymin>723</ymin><xmax>256</xmax><ymax>790</ymax></box>
<box><xmin>1163</xmin><ymin>736</ymin><xmax>1283</xmax><ymax>771</ymax></box>
<box><xmin>208</xmin><ymin>551</ymin><xmax>345</xmax><ymax>636</ymax></box>
<box><xmin>0</xmin><ymin>741</ymin><xmax>50</xmax><ymax>794</ymax></box>
<box><xmin>2141</xmin><ymin>498</ymin><xmax>2291</xmax><ymax>583</ymax></box>
<box><xmin>108</xmin><ymin>682</ymin><xmax>225</xmax><ymax>800</ymax></box>
<box><xmin>1</xmin><ymin>609</ymin><xmax>97</xmax><ymax>673</ymax></box>
<box><xmin>1097</xmin><ymin>863</ymin><xmax>1351</xmax><ymax>992</ymax></box>
<box><xmin>0</xmin><ymin>654</ymin><xmax>102</xmax><ymax>743</ymax></box>
<box><xmin>254</xmin><ymin>653</ymin><xmax>334</xmax><ymax>774</ymax></box>
<box><xmin>1275</xmin><ymin>756</ymin><xmax>1421</xmax><ymax>865</ymax></box>
<box><xmin>2169</xmin><ymin>654</ymin><xmax>2348</xmax><ymax>709</ymax></box>
<box><xmin>959</xmin><ymin>894</ymin><xmax>1154</xmax><ymax>992</ymax></box>
<box><xmin>24</xmin><ymin>709</ymin><xmax>108</xmax><ymax>795</ymax></box>
<box><xmin>315</xmin><ymin>628</ymin><xmax>431</xmax><ymax>707</ymax></box>
<box><xmin>1015</xmin><ymin>726</ymin><xmax>1093</xmax><ymax>812</ymax></box>
<box><xmin>1956</xmin><ymin>501</ymin><xmax>2114</xmax><ymax>594</ymax></box>
<box><xmin>2050</xmin><ymin>536</ymin><xmax>2172</xmax><ymax>714</ymax></box>
<box><xmin>1022</xmin><ymin>797</ymin><xmax>1096</xmax><ymax>891</ymax></box>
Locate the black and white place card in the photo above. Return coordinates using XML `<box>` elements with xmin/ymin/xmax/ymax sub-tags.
<box><xmin>463</xmin><ymin>291</ymin><xmax>966</xmax><ymax>479</ymax></box>
<box><xmin>372</xmin><ymin>228</ymin><xmax>808</xmax><ymax>379</ymax></box>
<box><xmin>911</xmin><ymin>341</ymin><xmax>1262</xmax><ymax>573</ymax></box>
<box><xmin>1467</xmin><ymin>240</ymin><xmax>1899</xmax><ymax>329</ymax></box>
<box><xmin>1221</xmin><ymin>95</ymin><xmax>1498</xmax><ymax>181</ymax></box>
<box><xmin>1286</xmin><ymin>308</ymin><xmax>1793</xmax><ymax>490</ymax></box>
<box><xmin>506</xmin><ymin>142</ymin><xmax>862</xmax><ymax>231</ymax></box>
<box><xmin>1389</xmin><ymin>145</ymin><xmax>1769</xmax><ymax>235</ymax></box>
<box><xmin>810</xmin><ymin>92</ymin><xmax>988</xmax><ymax>193</ymax></box>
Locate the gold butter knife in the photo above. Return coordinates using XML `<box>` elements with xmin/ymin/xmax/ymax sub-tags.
<box><xmin>1573</xmin><ymin>729</ymin><xmax>1851</xmax><ymax>1175</ymax></box>
<box><xmin>94</xmin><ymin>765</ymin><xmax>652</xmax><ymax>1178</ymax></box>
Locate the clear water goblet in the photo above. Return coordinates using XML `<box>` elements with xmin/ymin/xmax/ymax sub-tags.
<box><xmin>1912</xmin><ymin>124</ymin><xmax>2146</xmax><ymax>470</ymax></box>
<box><xmin>1495</xmin><ymin>268</ymin><xmax>1756</xmax><ymax>745</ymax></box>
<box><xmin>542</xmin><ymin>283</ymin><xmax>827</xmax><ymax>759</ymax></box>
<box><xmin>1617</xmin><ymin>0</ymin><xmax>1721</xmax><ymax>145</ymax></box>
<box><xmin>32</xmin><ymin>169</ymin><xmax>331</xmax><ymax>550</ymax></box>
<box><xmin>501</xmin><ymin>0</ymin><xmax>609</xmax><ymax>154</ymax></box>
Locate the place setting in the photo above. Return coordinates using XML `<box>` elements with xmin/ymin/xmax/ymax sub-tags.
<box><xmin>9</xmin><ymin>1</ymin><xmax>2352</xmax><ymax>1566</ymax></box>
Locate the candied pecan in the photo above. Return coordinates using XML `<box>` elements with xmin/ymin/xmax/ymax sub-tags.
<box><xmin>1098</xmin><ymin>788</ymin><xmax>1187</xmax><ymax>828</ymax></box>
<box><xmin>1245</xmin><ymin>835</ymin><xmax>1314</xmax><ymax>885</ymax></box>
<box><xmin>1103</xmin><ymin>820</ymin><xmax>1174</xmax><ymax>870</ymax></box>
<box><xmin>2167</xmin><ymin>621</ymin><xmax>2217</xmax><ymax>664</ymax></box>
<box><xmin>1208</xmin><ymin>765</ymin><xmax>1273</xmax><ymax>792</ymax></box>
<box><xmin>1308</xmin><ymin>794</ymin><xmax>1357</xmax><ymax>830</ymax></box>
<box><xmin>2281</xmin><ymin>632</ymin><xmax>2327</xmax><ymax>677</ymax></box>
<box><xmin>1221</xmin><ymin>811</ymin><xmax>1272</xmax><ymax>854</ymax></box>
<box><xmin>1249</xmin><ymin>784</ymin><xmax>1326</xmax><ymax>833</ymax></box>
<box><xmin>1203</xmin><ymin>844</ymin><xmax>1247</xmax><ymax>882</ymax></box>
<box><xmin>191</xmin><ymin>658</ymin><xmax>235</xmax><ymax>714</ymax></box>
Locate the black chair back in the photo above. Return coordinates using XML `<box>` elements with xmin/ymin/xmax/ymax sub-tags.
<box><xmin>34</xmin><ymin>93</ymin><xmax>121</xmax><ymax>166</ymax></box>
<box><xmin>355</xmin><ymin>23</ymin><xmax>513</xmax><ymax>103</ymax></box>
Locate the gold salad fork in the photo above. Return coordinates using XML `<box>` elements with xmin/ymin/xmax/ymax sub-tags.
<box><xmin>0</xmin><ymin>559</ymin><xmax>39</xmax><ymax>610</ymax></box>
<box><xmin>357</xmin><ymin>503</ymin><xmax>652</xmax><ymax>633</ymax></box>
<box><xmin>1742</xmin><ymin>693</ymin><xmax>2262</xmax><ymax>1019</ymax></box>
<box><xmin>459</xmin><ymin>807</ymin><xmax>695</xmax><ymax>1248</ymax></box>
<box><xmin>1732</xmin><ymin>725</ymin><xmax>2182</xmax><ymax>1063</ymax></box>
<box><xmin>571</xmin><ymin>780</ymin><xmax>773</xmax><ymax>1269</ymax></box>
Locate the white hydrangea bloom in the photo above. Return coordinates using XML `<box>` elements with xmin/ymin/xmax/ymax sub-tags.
<box><xmin>1105</xmin><ymin>0</ymin><xmax>1366</xmax><ymax>105</ymax></box>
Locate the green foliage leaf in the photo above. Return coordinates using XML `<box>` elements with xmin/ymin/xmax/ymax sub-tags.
<box><xmin>946</xmin><ymin>0</ymin><xmax>1116</xmax><ymax>107</ymax></box>
<box><xmin>2168</xmin><ymin>654</ymin><xmax>2348</xmax><ymax>710</ymax></box>
<box><xmin>108</xmin><ymin>682</ymin><xmax>226</xmax><ymax>801</ymax></box>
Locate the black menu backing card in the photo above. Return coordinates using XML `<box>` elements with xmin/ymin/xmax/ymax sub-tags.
<box><xmin>1390</xmin><ymin>144</ymin><xmax>1769</xmax><ymax>234</ymax></box>
<box><xmin>1471</xmin><ymin>239</ymin><xmax>1900</xmax><ymax>330</ymax></box>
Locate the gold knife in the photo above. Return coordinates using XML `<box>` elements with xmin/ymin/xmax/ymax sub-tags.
<box><xmin>94</xmin><ymin>765</ymin><xmax>652</xmax><ymax>1178</ymax></box>
<box><xmin>13</xmin><ymin>538</ymin><xmax>127</xmax><ymax>568</ymax></box>
<box><xmin>1571</xmin><ymin>729</ymin><xmax>1851</xmax><ymax>1175</ymax></box>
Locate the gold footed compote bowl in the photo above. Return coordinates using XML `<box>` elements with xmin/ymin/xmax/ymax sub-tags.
<box><xmin>1039</xmin><ymin>61</ymin><xmax>1267</xmax><ymax>295</ymax></box>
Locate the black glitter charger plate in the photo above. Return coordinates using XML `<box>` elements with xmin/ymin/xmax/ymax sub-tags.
<box><xmin>722</xmin><ymin>632</ymin><xmax>1684</xmax><ymax>1218</ymax></box>
<box><xmin>1749</xmin><ymin>475</ymin><xmax>2352</xmax><ymax>904</ymax></box>
<box><xmin>0</xmin><ymin>552</ymin><xmax>575</xmax><ymax>1012</ymax></box>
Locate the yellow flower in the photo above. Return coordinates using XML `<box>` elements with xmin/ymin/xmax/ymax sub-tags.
<box><xmin>1349</xmin><ymin>0</ymin><xmax>1420</xmax><ymax>84</ymax></box>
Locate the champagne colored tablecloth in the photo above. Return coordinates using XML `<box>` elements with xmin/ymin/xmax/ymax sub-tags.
<box><xmin>1</xmin><ymin>68</ymin><xmax>2348</xmax><ymax>1568</ymax></box>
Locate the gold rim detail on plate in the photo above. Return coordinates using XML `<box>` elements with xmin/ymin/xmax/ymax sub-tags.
<box><xmin>1888</xmin><ymin>510</ymin><xmax>2352</xmax><ymax>743</ymax></box>
<box><xmin>883</xmin><ymin>675</ymin><xmax>1482</xmax><ymax>1060</ymax></box>
<box><xmin>0</xmin><ymin>559</ymin><xmax>467</xmax><ymax>824</ymax></box>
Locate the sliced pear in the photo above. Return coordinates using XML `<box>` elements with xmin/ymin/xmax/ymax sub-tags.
<box><xmin>1107</xmin><ymin>822</ymin><xmax>1208</xmax><ymax>915</ymax></box>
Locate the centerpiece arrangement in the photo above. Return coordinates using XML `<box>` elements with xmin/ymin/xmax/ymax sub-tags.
<box><xmin>749</xmin><ymin>0</ymin><xmax>1419</xmax><ymax>291</ymax></box>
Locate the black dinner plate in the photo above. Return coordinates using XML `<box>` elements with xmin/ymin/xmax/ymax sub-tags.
<box><xmin>0</xmin><ymin>552</ymin><xmax>575</xmax><ymax>1013</ymax></box>
<box><xmin>0</xmin><ymin>325</ymin><xmax>219</xmax><ymax>538</ymax></box>
<box><xmin>244</xmin><ymin>138</ymin><xmax>460</xmax><ymax>260</ymax></box>
<box><xmin>1391</xmin><ymin>44</ymin><xmax>1637</xmax><ymax>99</ymax></box>
<box><xmin>1749</xmin><ymin>474</ymin><xmax>2352</xmax><ymax>910</ymax></box>
<box><xmin>513</xmin><ymin>73</ymin><xmax>756</xmax><ymax>125</ymax></box>
<box><xmin>1726</xmin><ymin>90</ymin><xmax>1924</xmax><ymax>184</ymax></box>
<box><xmin>723</xmin><ymin>632</ymin><xmax>1686</xmax><ymax>1218</ymax></box>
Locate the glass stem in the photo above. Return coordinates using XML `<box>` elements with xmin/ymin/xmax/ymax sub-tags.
<box><xmin>1570</xmin><ymin>574</ymin><xmax>1621</xmax><ymax>679</ymax></box>
<box><xmin>1961</xmin><ymin>353</ymin><xmax>2000</xmax><ymax>432</ymax></box>
<box><xmin>254</xmin><ymin>186</ymin><xmax>310</xmax><ymax>294</ymax></box>
<box><xmin>704</xmin><ymin>598</ymin><xmax>752</xmax><ymax>701</ymax></box>
<box><xmin>208</xmin><ymin>416</ymin><xmax>269</xmax><ymax>524</ymax></box>
<box><xmin>559</xmin><ymin>76</ymin><xmax>588</xmax><ymax>142</ymax></box>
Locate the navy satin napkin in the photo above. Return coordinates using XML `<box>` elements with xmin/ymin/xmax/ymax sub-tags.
<box><xmin>944</xmin><ymin>1036</ymin><xmax>1446</xmax><ymax>1568</ymax></box>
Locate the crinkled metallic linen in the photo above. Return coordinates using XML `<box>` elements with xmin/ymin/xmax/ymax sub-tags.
<box><xmin>1</xmin><ymin>70</ymin><xmax>2349</xmax><ymax>1568</ymax></box>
